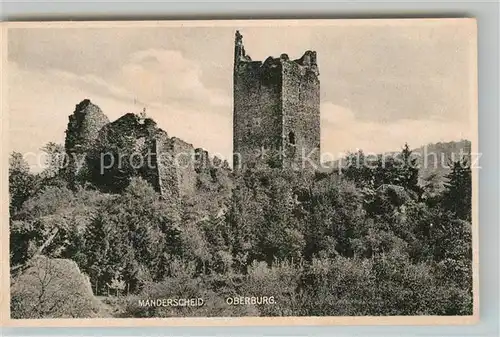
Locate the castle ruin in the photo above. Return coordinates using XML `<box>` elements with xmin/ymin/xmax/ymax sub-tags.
<box><xmin>62</xmin><ymin>31</ymin><xmax>319</xmax><ymax>199</ymax></box>
<box><xmin>63</xmin><ymin>99</ymin><xmax>229</xmax><ymax>200</ymax></box>
<box><xmin>233</xmin><ymin>30</ymin><xmax>321</xmax><ymax>170</ymax></box>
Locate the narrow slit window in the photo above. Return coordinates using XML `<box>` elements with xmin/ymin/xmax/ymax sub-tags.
<box><xmin>288</xmin><ymin>131</ymin><xmax>296</xmax><ymax>145</ymax></box>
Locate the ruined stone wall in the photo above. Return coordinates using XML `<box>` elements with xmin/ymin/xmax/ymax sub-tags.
<box><xmin>64</xmin><ymin>99</ymin><xmax>220</xmax><ymax>201</ymax></box>
<box><xmin>64</xmin><ymin>99</ymin><xmax>110</xmax><ymax>182</ymax></box>
<box><xmin>233</xmin><ymin>59</ymin><xmax>284</xmax><ymax>169</ymax></box>
<box><xmin>164</xmin><ymin>137</ymin><xmax>197</xmax><ymax>198</ymax></box>
<box><xmin>65</xmin><ymin>99</ymin><xmax>110</xmax><ymax>154</ymax></box>
<box><xmin>90</xmin><ymin>114</ymin><xmax>198</xmax><ymax>199</ymax></box>
<box><xmin>86</xmin><ymin>113</ymin><xmax>159</xmax><ymax>192</ymax></box>
<box><xmin>194</xmin><ymin>148</ymin><xmax>210</xmax><ymax>172</ymax></box>
<box><xmin>281</xmin><ymin>54</ymin><xmax>321</xmax><ymax>170</ymax></box>
<box><xmin>153</xmin><ymin>131</ymin><xmax>182</xmax><ymax>200</ymax></box>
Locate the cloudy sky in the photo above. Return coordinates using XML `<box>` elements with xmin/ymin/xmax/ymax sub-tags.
<box><xmin>7</xmin><ymin>19</ymin><xmax>476</xmax><ymax>167</ymax></box>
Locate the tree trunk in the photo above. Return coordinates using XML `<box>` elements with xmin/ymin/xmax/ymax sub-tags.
<box><xmin>10</xmin><ymin>228</ymin><xmax>60</xmax><ymax>273</ymax></box>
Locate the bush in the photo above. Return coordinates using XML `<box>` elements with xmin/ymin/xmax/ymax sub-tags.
<box><xmin>241</xmin><ymin>260</ymin><xmax>305</xmax><ymax>316</ymax></box>
<box><xmin>11</xmin><ymin>256</ymin><xmax>106</xmax><ymax>318</ymax></box>
<box><xmin>122</xmin><ymin>259</ymin><xmax>257</xmax><ymax>318</ymax></box>
<box><xmin>8</xmin><ymin>143</ymin><xmax>473</xmax><ymax>318</ymax></box>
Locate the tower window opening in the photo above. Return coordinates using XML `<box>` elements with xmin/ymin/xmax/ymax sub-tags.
<box><xmin>288</xmin><ymin>132</ymin><xmax>296</xmax><ymax>145</ymax></box>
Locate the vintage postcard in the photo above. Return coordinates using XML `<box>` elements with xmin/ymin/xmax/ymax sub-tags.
<box><xmin>1</xmin><ymin>19</ymin><xmax>478</xmax><ymax>327</ymax></box>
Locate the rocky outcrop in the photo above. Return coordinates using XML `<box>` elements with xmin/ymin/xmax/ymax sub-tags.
<box><xmin>10</xmin><ymin>256</ymin><xmax>106</xmax><ymax>318</ymax></box>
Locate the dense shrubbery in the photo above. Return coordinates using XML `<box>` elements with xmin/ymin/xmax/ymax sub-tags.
<box><xmin>10</xmin><ymin>256</ymin><xmax>106</xmax><ymax>318</ymax></box>
<box><xmin>9</xmin><ymin>143</ymin><xmax>473</xmax><ymax>317</ymax></box>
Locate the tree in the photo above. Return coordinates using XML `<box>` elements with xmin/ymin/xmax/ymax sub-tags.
<box><xmin>442</xmin><ymin>157</ymin><xmax>472</xmax><ymax>221</ymax></box>
<box><xmin>341</xmin><ymin>150</ymin><xmax>375</xmax><ymax>188</ymax></box>
<box><xmin>40</xmin><ymin>142</ymin><xmax>66</xmax><ymax>179</ymax></box>
<box><xmin>373</xmin><ymin>155</ymin><xmax>400</xmax><ymax>188</ymax></box>
<box><xmin>9</xmin><ymin>152</ymin><xmax>37</xmax><ymax>213</ymax></box>
<box><xmin>304</xmin><ymin>174</ymin><xmax>364</xmax><ymax>258</ymax></box>
<box><xmin>107</xmin><ymin>274</ymin><xmax>126</xmax><ymax>296</ymax></box>
<box><xmin>82</xmin><ymin>213</ymin><xmax>111</xmax><ymax>295</ymax></box>
<box><xmin>397</xmin><ymin>143</ymin><xmax>423</xmax><ymax>196</ymax></box>
<box><xmin>80</xmin><ymin>177</ymin><xmax>182</xmax><ymax>293</ymax></box>
<box><xmin>370</xmin><ymin>144</ymin><xmax>422</xmax><ymax>198</ymax></box>
<box><xmin>421</xmin><ymin>171</ymin><xmax>445</xmax><ymax>207</ymax></box>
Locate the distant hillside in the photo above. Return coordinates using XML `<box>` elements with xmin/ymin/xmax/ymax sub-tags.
<box><xmin>412</xmin><ymin>139</ymin><xmax>471</xmax><ymax>180</ymax></box>
<box><xmin>321</xmin><ymin>140</ymin><xmax>472</xmax><ymax>186</ymax></box>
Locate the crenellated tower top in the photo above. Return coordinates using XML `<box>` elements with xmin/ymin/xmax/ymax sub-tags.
<box><xmin>233</xmin><ymin>30</ymin><xmax>319</xmax><ymax>77</ymax></box>
<box><xmin>234</xmin><ymin>30</ymin><xmax>252</xmax><ymax>66</ymax></box>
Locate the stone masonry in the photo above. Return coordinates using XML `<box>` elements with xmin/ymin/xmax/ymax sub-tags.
<box><xmin>64</xmin><ymin>99</ymin><xmax>110</xmax><ymax>184</ymax></box>
<box><xmin>233</xmin><ymin>30</ymin><xmax>321</xmax><ymax>170</ymax></box>
<box><xmin>63</xmin><ymin>99</ymin><xmax>228</xmax><ymax>200</ymax></box>
<box><xmin>63</xmin><ymin>32</ymin><xmax>318</xmax><ymax>197</ymax></box>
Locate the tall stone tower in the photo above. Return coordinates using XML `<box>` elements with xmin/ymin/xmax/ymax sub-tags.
<box><xmin>233</xmin><ymin>30</ymin><xmax>320</xmax><ymax>170</ymax></box>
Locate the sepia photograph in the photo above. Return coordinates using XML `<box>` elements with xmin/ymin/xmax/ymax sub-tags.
<box><xmin>1</xmin><ymin>19</ymin><xmax>478</xmax><ymax>326</ymax></box>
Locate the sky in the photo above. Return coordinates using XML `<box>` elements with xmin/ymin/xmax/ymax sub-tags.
<box><xmin>7</xmin><ymin>20</ymin><xmax>477</xmax><ymax>168</ymax></box>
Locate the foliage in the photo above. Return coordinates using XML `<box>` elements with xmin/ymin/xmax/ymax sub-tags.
<box><xmin>9</xmin><ymin>143</ymin><xmax>473</xmax><ymax>317</ymax></box>
<box><xmin>39</xmin><ymin>142</ymin><xmax>66</xmax><ymax>179</ymax></box>
<box><xmin>11</xmin><ymin>256</ymin><xmax>105</xmax><ymax>318</ymax></box>
<box><xmin>9</xmin><ymin>152</ymin><xmax>38</xmax><ymax>213</ymax></box>
<box><xmin>442</xmin><ymin>157</ymin><xmax>472</xmax><ymax>221</ymax></box>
